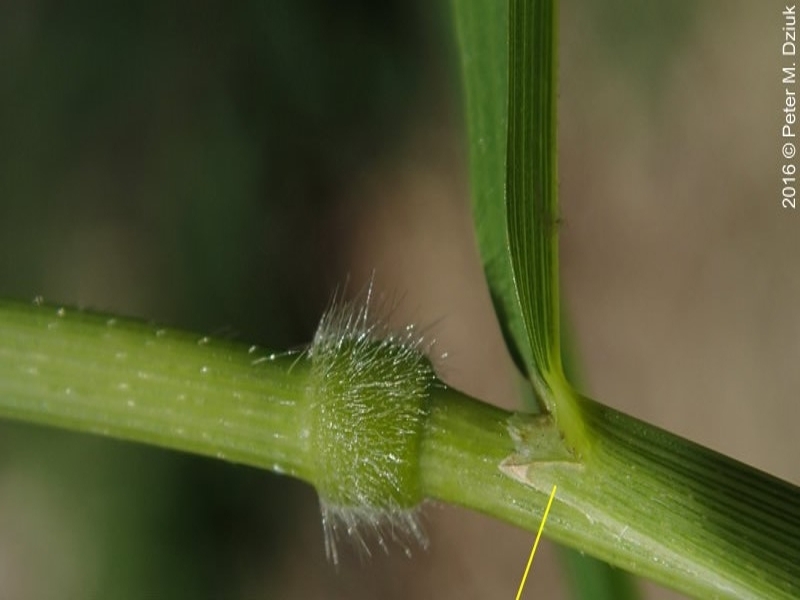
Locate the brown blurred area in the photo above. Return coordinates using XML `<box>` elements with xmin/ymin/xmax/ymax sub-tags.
<box><xmin>0</xmin><ymin>1</ymin><xmax>796</xmax><ymax>599</ymax></box>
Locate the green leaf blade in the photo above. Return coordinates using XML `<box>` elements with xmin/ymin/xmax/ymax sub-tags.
<box><xmin>450</xmin><ymin>1</ymin><xmax>639</xmax><ymax>598</ymax></box>
<box><xmin>506</xmin><ymin>0</ymin><xmax>562</xmax><ymax>394</ymax></box>
<box><xmin>451</xmin><ymin>0</ymin><xmax>540</xmax><ymax>391</ymax></box>
<box><xmin>504</xmin><ymin>0</ymin><xmax>588</xmax><ymax>445</ymax></box>
<box><xmin>452</xmin><ymin>0</ymin><xmax>573</xmax><ymax>424</ymax></box>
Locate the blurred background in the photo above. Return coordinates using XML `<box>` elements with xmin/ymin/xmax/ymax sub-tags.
<box><xmin>0</xmin><ymin>1</ymin><xmax>797</xmax><ymax>598</ymax></box>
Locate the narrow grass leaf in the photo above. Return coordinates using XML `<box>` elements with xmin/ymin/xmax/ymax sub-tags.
<box><xmin>450</xmin><ymin>0</ymin><xmax>538</xmax><ymax>388</ymax></box>
<box><xmin>506</xmin><ymin>0</ymin><xmax>563</xmax><ymax>400</ymax></box>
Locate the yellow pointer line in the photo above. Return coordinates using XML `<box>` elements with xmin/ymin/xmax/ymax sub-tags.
<box><xmin>514</xmin><ymin>484</ymin><xmax>558</xmax><ymax>600</ymax></box>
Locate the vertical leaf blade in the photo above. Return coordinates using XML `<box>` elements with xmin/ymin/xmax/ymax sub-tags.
<box><xmin>506</xmin><ymin>0</ymin><xmax>562</xmax><ymax>395</ymax></box>
<box><xmin>451</xmin><ymin>1</ymin><xmax>639</xmax><ymax>598</ymax></box>
<box><xmin>451</xmin><ymin>0</ymin><xmax>539</xmax><ymax>391</ymax></box>
<box><xmin>453</xmin><ymin>0</ymin><xmax>569</xmax><ymax>416</ymax></box>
